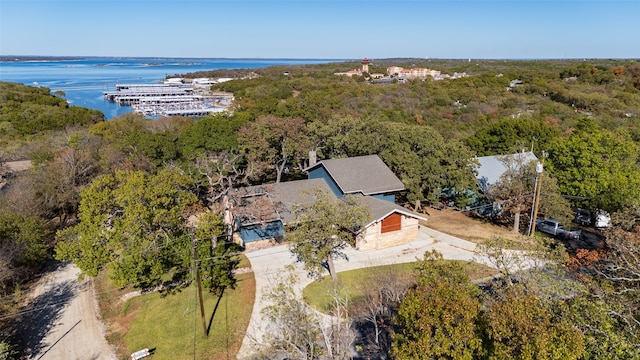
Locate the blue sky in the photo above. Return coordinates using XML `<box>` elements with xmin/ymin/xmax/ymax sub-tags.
<box><xmin>1</xmin><ymin>0</ymin><xmax>638</xmax><ymax>59</ymax></box>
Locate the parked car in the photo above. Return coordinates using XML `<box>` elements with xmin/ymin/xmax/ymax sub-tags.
<box><xmin>536</xmin><ymin>219</ymin><xmax>582</xmax><ymax>240</ymax></box>
<box><xmin>574</xmin><ymin>208</ymin><xmax>591</xmax><ymax>226</ymax></box>
<box><xmin>573</xmin><ymin>208</ymin><xmax>611</xmax><ymax>228</ymax></box>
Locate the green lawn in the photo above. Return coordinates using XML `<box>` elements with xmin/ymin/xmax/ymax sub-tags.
<box><xmin>303</xmin><ymin>260</ymin><xmax>497</xmax><ymax>313</ymax></box>
<box><xmin>95</xmin><ymin>255</ymin><xmax>255</xmax><ymax>360</ymax></box>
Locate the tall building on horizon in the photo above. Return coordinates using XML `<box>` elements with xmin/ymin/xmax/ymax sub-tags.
<box><xmin>362</xmin><ymin>58</ymin><xmax>370</xmax><ymax>73</ymax></box>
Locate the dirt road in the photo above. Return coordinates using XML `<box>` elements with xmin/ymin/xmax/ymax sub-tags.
<box><xmin>17</xmin><ymin>262</ymin><xmax>116</xmax><ymax>360</ymax></box>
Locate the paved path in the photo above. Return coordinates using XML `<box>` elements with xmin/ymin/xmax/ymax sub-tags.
<box><xmin>237</xmin><ymin>226</ymin><xmax>486</xmax><ymax>359</ymax></box>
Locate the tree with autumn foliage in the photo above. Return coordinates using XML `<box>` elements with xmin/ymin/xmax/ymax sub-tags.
<box><xmin>392</xmin><ymin>251</ymin><xmax>483</xmax><ymax>359</ymax></box>
<box><xmin>237</xmin><ymin>115</ymin><xmax>311</xmax><ymax>183</ymax></box>
<box><xmin>561</xmin><ymin>205</ymin><xmax>640</xmax><ymax>357</ymax></box>
<box><xmin>482</xmin><ymin>286</ymin><xmax>585</xmax><ymax>360</ymax></box>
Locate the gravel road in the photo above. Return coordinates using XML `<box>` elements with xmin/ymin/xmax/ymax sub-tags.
<box><xmin>18</xmin><ymin>262</ymin><xmax>116</xmax><ymax>360</ymax></box>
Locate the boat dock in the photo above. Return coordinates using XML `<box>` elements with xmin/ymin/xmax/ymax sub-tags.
<box><xmin>131</xmin><ymin>95</ymin><xmax>227</xmax><ymax>117</ymax></box>
<box><xmin>104</xmin><ymin>86</ymin><xmax>194</xmax><ymax>105</ymax></box>
<box><xmin>103</xmin><ymin>82</ymin><xmax>233</xmax><ymax>118</ymax></box>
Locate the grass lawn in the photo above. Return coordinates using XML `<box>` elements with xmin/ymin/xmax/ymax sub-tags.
<box><xmin>95</xmin><ymin>255</ymin><xmax>255</xmax><ymax>360</ymax></box>
<box><xmin>303</xmin><ymin>260</ymin><xmax>497</xmax><ymax>313</ymax></box>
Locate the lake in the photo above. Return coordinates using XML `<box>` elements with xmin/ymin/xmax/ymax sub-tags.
<box><xmin>0</xmin><ymin>57</ymin><xmax>338</xmax><ymax>119</ymax></box>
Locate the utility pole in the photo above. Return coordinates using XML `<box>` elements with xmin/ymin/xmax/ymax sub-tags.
<box><xmin>527</xmin><ymin>174</ymin><xmax>540</xmax><ymax>236</ymax></box>
<box><xmin>530</xmin><ymin>151</ymin><xmax>547</xmax><ymax>236</ymax></box>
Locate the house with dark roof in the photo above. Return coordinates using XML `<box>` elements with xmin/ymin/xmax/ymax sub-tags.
<box><xmin>228</xmin><ymin>155</ymin><xmax>426</xmax><ymax>250</ymax></box>
<box><xmin>306</xmin><ymin>155</ymin><xmax>406</xmax><ymax>201</ymax></box>
<box><xmin>230</xmin><ymin>178</ymin><xmax>333</xmax><ymax>245</ymax></box>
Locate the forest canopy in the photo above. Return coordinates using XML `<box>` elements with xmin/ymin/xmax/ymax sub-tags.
<box><xmin>0</xmin><ymin>82</ymin><xmax>104</xmax><ymax>136</ymax></box>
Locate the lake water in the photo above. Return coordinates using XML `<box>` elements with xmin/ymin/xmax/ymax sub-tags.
<box><xmin>0</xmin><ymin>57</ymin><xmax>337</xmax><ymax>119</ymax></box>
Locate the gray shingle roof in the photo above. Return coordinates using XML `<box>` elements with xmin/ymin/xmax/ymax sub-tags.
<box><xmin>232</xmin><ymin>178</ymin><xmax>425</xmax><ymax>229</ymax></box>
<box><xmin>306</xmin><ymin>155</ymin><xmax>405</xmax><ymax>195</ymax></box>
<box><xmin>356</xmin><ymin>195</ymin><xmax>427</xmax><ymax>227</ymax></box>
<box><xmin>232</xmin><ymin>178</ymin><xmax>335</xmax><ymax>226</ymax></box>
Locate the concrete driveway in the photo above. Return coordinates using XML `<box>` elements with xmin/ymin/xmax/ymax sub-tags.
<box><xmin>237</xmin><ymin>226</ymin><xmax>486</xmax><ymax>359</ymax></box>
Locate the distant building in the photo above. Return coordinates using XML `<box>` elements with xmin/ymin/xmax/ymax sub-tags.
<box><xmin>335</xmin><ymin>57</ymin><xmax>371</xmax><ymax>77</ymax></box>
<box><xmin>387</xmin><ymin>66</ymin><xmax>403</xmax><ymax>76</ymax></box>
<box><xmin>362</xmin><ymin>57</ymin><xmax>370</xmax><ymax>73</ymax></box>
<box><xmin>192</xmin><ymin>78</ymin><xmax>217</xmax><ymax>85</ymax></box>
<box><xmin>386</xmin><ymin>66</ymin><xmax>442</xmax><ymax>79</ymax></box>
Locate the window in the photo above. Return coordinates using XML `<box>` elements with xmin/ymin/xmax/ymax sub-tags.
<box><xmin>381</xmin><ymin>213</ymin><xmax>402</xmax><ymax>233</ymax></box>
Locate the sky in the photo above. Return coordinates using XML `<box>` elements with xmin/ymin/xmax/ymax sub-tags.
<box><xmin>1</xmin><ymin>0</ymin><xmax>638</xmax><ymax>59</ymax></box>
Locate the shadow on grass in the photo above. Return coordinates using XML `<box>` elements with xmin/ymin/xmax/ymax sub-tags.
<box><xmin>7</xmin><ymin>263</ymin><xmax>78</xmax><ymax>358</ymax></box>
<box><xmin>207</xmin><ymin>287</ymin><xmax>225</xmax><ymax>335</ymax></box>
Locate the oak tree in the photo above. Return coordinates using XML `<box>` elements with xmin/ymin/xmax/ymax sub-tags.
<box><xmin>547</xmin><ymin>118</ymin><xmax>640</xmax><ymax>213</ymax></box>
<box><xmin>288</xmin><ymin>190</ymin><xmax>370</xmax><ymax>281</ymax></box>
<box><xmin>55</xmin><ymin>168</ymin><xmax>199</xmax><ymax>288</ymax></box>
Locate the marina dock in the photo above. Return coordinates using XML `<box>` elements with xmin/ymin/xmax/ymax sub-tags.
<box><xmin>103</xmin><ymin>81</ymin><xmax>233</xmax><ymax>118</ymax></box>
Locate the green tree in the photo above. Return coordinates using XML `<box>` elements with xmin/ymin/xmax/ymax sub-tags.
<box><xmin>547</xmin><ymin>118</ymin><xmax>640</xmax><ymax>213</ymax></box>
<box><xmin>564</xmin><ymin>295</ymin><xmax>638</xmax><ymax>359</ymax></box>
<box><xmin>392</xmin><ymin>251</ymin><xmax>483</xmax><ymax>360</ymax></box>
<box><xmin>288</xmin><ymin>189</ymin><xmax>370</xmax><ymax>281</ymax></box>
<box><xmin>177</xmin><ymin>113</ymin><xmax>246</xmax><ymax>158</ymax></box>
<box><xmin>55</xmin><ymin>168</ymin><xmax>198</xmax><ymax>288</ymax></box>
<box><xmin>193</xmin><ymin>210</ymin><xmax>239</xmax><ymax>294</ymax></box>
<box><xmin>0</xmin><ymin>340</ymin><xmax>17</xmax><ymax>360</ymax></box>
<box><xmin>0</xmin><ymin>82</ymin><xmax>104</xmax><ymax>135</ymax></box>
<box><xmin>0</xmin><ymin>211</ymin><xmax>48</xmax><ymax>295</ymax></box>
<box><xmin>465</xmin><ymin>118</ymin><xmax>561</xmax><ymax>157</ymax></box>
<box><xmin>536</xmin><ymin>173</ymin><xmax>574</xmax><ymax>226</ymax></box>
<box><xmin>376</xmin><ymin>122</ymin><xmax>478</xmax><ymax>209</ymax></box>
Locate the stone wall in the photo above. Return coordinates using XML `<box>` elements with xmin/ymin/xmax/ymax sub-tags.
<box><xmin>357</xmin><ymin>215</ymin><xmax>420</xmax><ymax>250</ymax></box>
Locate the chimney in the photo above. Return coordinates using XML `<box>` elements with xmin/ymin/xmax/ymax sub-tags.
<box><xmin>309</xmin><ymin>150</ymin><xmax>317</xmax><ymax>167</ymax></box>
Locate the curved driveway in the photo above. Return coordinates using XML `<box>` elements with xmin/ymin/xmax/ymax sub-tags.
<box><xmin>237</xmin><ymin>226</ymin><xmax>486</xmax><ymax>359</ymax></box>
